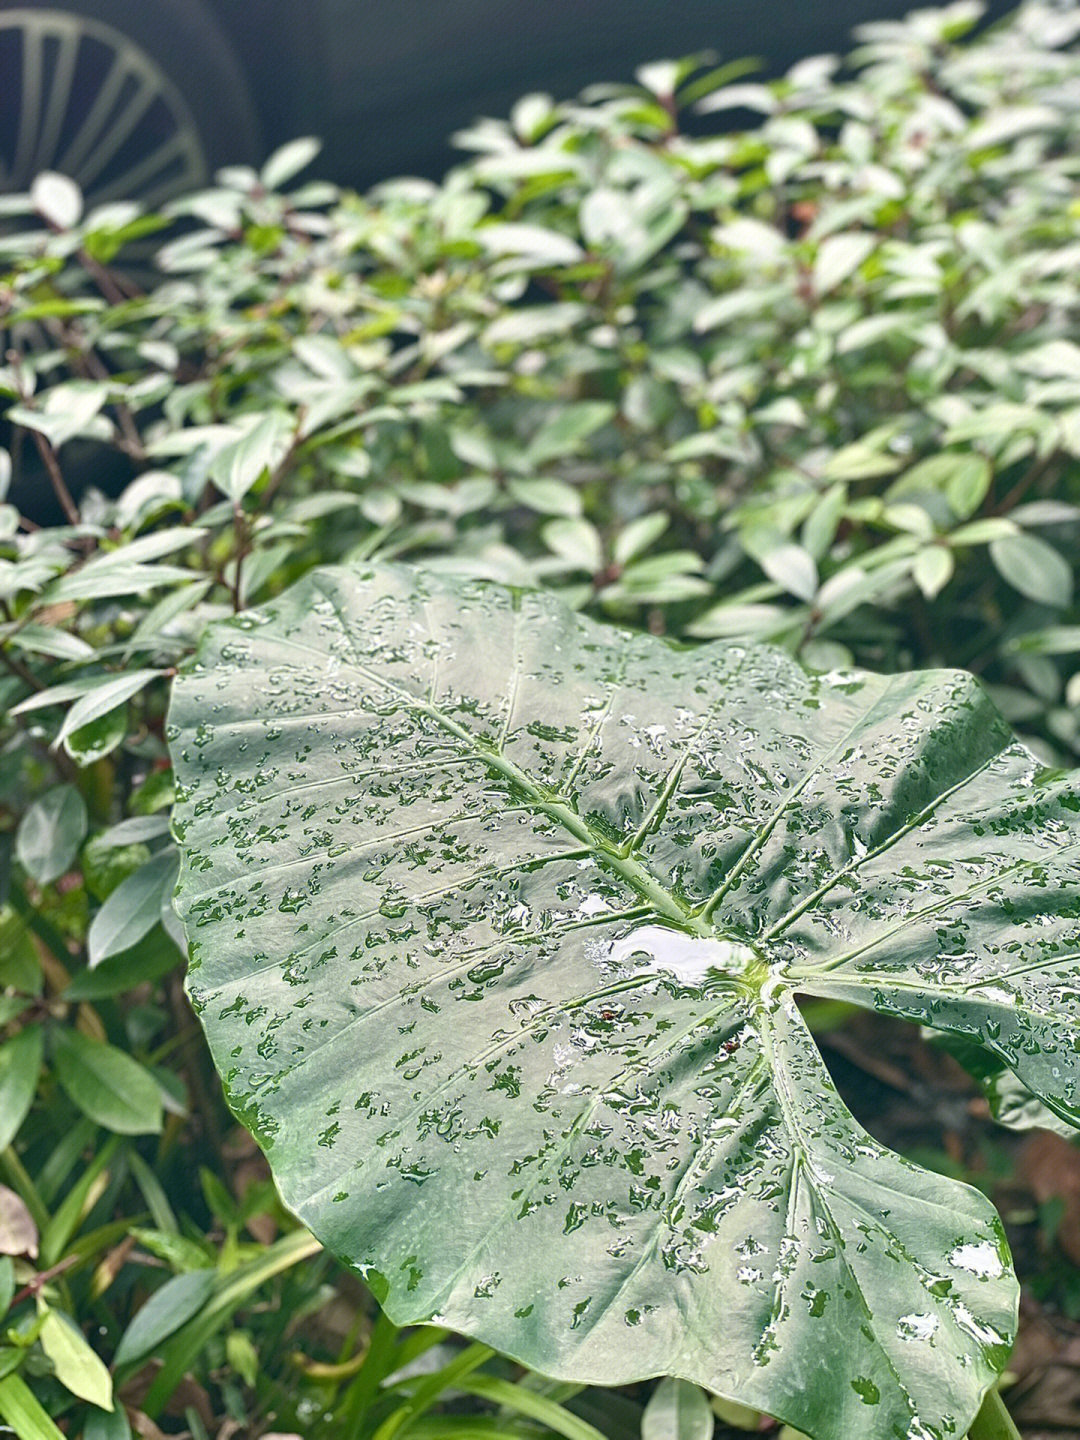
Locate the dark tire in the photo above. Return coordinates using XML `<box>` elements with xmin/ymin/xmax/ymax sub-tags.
<box><xmin>0</xmin><ymin>0</ymin><xmax>261</xmax><ymax>204</ymax></box>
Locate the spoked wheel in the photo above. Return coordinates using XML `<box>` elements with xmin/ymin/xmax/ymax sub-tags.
<box><xmin>0</xmin><ymin>1</ymin><xmax>260</xmax><ymax>207</ymax></box>
<box><xmin>0</xmin><ymin>2</ymin><xmax>262</xmax><ymax>522</ymax></box>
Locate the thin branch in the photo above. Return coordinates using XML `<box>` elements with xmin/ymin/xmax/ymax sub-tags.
<box><xmin>10</xmin><ymin>1254</ymin><xmax>81</xmax><ymax>1309</ymax></box>
<box><xmin>28</xmin><ymin>429</ymin><xmax>81</xmax><ymax>528</ymax></box>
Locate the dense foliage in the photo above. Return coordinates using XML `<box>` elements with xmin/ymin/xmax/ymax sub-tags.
<box><xmin>1</xmin><ymin>0</ymin><xmax>1079</xmax><ymax>1435</ymax></box>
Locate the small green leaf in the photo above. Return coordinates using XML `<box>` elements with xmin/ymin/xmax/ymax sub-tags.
<box><xmin>913</xmin><ymin>547</ymin><xmax>955</xmax><ymax>600</ymax></box>
<box><xmin>0</xmin><ymin>1373</ymin><xmax>66</xmax><ymax>1440</ymax></box>
<box><xmin>211</xmin><ymin>412</ymin><xmax>294</xmax><ymax>504</ymax></box>
<box><xmin>893</xmin><ymin>455</ymin><xmax>992</xmax><ymax>521</ymax></box>
<box><xmin>614</xmin><ymin>515</ymin><xmax>670</xmax><ymax>567</ymax></box>
<box><xmin>543</xmin><ymin>518</ymin><xmax>603</xmax><ymax>573</ymax></box>
<box><xmin>63</xmin><ymin>707</ymin><xmax>130</xmax><ymax>766</ymax></box>
<box><xmin>812</xmin><ymin>233</ymin><xmax>875</xmax><ymax>294</ymax></box>
<box><xmin>15</xmin><ymin>786</ymin><xmax>87</xmax><ymax>884</ymax></box>
<box><xmin>113</xmin><ymin>1270</ymin><xmax>216</xmax><ymax>1368</ymax></box>
<box><xmin>38</xmin><ymin>1310</ymin><xmax>112</xmax><ymax>1410</ymax></box>
<box><xmin>52</xmin><ymin>1031</ymin><xmax>163</xmax><ymax>1135</ymax></box>
<box><xmin>100</xmin><ymin>527</ymin><xmax>207</xmax><ymax>566</ymax></box>
<box><xmin>483</xmin><ymin>302</ymin><xmax>586</xmax><ymax>346</ymax></box>
<box><xmin>31</xmin><ymin>172</ymin><xmax>82</xmax><ymax>229</ymax></box>
<box><xmin>477</xmin><ymin>223</ymin><xmax>585</xmax><ymax>267</ymax></box>
<box><xmin>944</xmin><ymin>456</ymin><xmax>992</xmax><ymax>519</ymax></box>
<box><xmin>45</xmin><ymin>564</ymin><xmax>196</xmax><ymax>604</ymax></box>
<box><xmin>0</xmin><ymin>1028</ymin><xmax>44</xmax><ymax>1153</ymax></box>
<box><xmin>1006</xmin><ymin>626</ymin><xmax>1080</xmax><ymax>655</ymax></box>
<box><xmin>9</xmin><ymin>676</ymin><xmax>109</xmax><ymax>718</ymax></box>
<box><xmin>989</xmin><ymin>534</ymin><xmax>1073</xmax><ymax>608</ymax></box>
<box><xmin>88</xmin><ymin>851</ymin><xmax>179</xmax><ymax>968</ymax></box>
<box><xmin>950</xmin><ymin>519</ymin><xmax>1018</xmax><ymax>547</ymax></box>
<box><xmin>4</xmin><ymin>626</ymin><xmax>95</xmax><ymax>662</ymax></box>
<box><xmin>0</xmin><ymin>1257</ymin><xmax>13</xmax><ymax>1321</ymax></box>
<box><xmin>759</xmin><ymin>543</ymin><xmax>818</xmax><ymax>602</ymax></box>
<box><xmin>801</xmin><ymin>485</ymin><xmax>846</xmax><ymax>562</ymax></box>
<box><xmin>642</xmin><ymin>1380</ymin><xmax>714</xmax><ymax>1440</ymax></box>
<box><xmin>823</xmin><ymin>442</ymin><xmax>902</xmax><ymax>481</ymax></box>
<box><xmin>8</xmin><ymin>383</ymin><xmax>108</xmax><ymax>448</ymax></box>
<box><xmin>84</xmin><ymin>1405</ymin><xmax>132</xmax><ymax>1440</ymax></box>
<box><xmin>528</xmin><ymin>404</ymin><xmax>615</xmax><ymax>466</ymax></box>
<box><xmin>225</xmin><ymin>1330</ymin><xmax>259</xmax><ymax>1387</ymax></box>
<box><xmin>709</xmin><ymin>1397</ymin><xmax>763</xmax><ymax>1430</ymax></box>
<box><xmin>261</xmin><ymin>136</ymin><xmax>322</xmax><ymax>190</ymax></box>
<box><xmin>55</xmin><ymin>671</ymin><xmax>164</xmax><ymax>750</ymax></box>
<box><xmin>505</xmin><ymin>479</ymin><xmax>582</xmax><ymax>518</ymax></box>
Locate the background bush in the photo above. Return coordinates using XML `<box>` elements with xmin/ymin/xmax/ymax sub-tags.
<box><xmin>1</xmin><ymin>0</ymin><xmax>1080</xmax><ymax>1435</ymax></box>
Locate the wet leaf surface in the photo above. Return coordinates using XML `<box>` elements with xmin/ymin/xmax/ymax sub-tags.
<box><xmin>167</xmin><ymin>565</ymin><xmax>1080</xmax><ymax>1440</ymax></box>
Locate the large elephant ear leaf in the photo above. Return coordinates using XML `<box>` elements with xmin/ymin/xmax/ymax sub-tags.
<box><xmin>167</xmin><ymin>563</ymin><xmax>1080</xmax><ymax>1440</ymax></box>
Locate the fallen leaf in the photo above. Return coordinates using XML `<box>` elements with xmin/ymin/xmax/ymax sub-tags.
<box><xmin>0</xmin><ymin>1184</ymin><xmax>38</xmax><ymax>1258</ymax></box>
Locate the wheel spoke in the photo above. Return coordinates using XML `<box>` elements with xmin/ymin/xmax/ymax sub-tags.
<box><xmin>31</xmin><ymin>27</ymin><xmax>79</xmax><ymax>180</ymax></box>
<box><xmin>89</xmin><ymin>132</ymin><xmax>197</xmax><ymax>208</ymax></box>
<box><xmin>56</xmin><ymin>50</ymin><xmax>132</xmax><ymax>179</ymax></box>
<box><xmin>12</xmin><ymin>20</ymin><xmax>44</xmax><ymax>186</ymax></box>
<box><xmin>72</xmin><ymin>74</ymin><xmax>159</xmax><ymax>191</ymax></box>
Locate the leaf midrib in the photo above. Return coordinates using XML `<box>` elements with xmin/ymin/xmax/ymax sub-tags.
<box><xmin>312</xmin><ymin>576</ymin><xmax>718</xmax><ymax>941</ymax></box>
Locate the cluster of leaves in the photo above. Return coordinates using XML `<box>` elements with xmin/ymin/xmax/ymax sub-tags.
<box><xmin>0</xmin><ymin>0</ymin><xmax>1078</xmax><ymax>1435</ymax></box>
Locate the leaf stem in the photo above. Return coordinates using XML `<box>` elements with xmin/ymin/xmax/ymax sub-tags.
<box><xmin>968</xmin><ymin>1388</ymin><xmax>1021</xmax><ymax>1440</ymax></box>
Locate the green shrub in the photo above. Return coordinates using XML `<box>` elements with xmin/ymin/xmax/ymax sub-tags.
<box><xmin>1</xmin><ymin>1</ymin><xmax>1079</xmax><ymax>1436</ymax></box>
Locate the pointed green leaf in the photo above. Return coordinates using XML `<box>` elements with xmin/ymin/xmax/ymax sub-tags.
<box><xmin>0</xmin><ymin>1028</ymin><xmax>44</xmax><ymax>1153</ymax></box>
<box><xmin>31</xmin><ymin>172</ymin><xmax>82</xmax><ymax>229</ymax></box>
<box><xmin>45</xmin><ymin>563</ymin><xmax>197</xmax><ymax>604</ymax></box>
<box><xmin>812</xmin><ymin>233</ymin><xmax>875</xmax><ymax>294</ymax></box>
<box><xmin>0</xmin><ymin>1258</ymin><xmax>13</xmax><ymax>1322</ymax></box>
<box><xmin>87</xmin><ymin>851</ymin><xmax>179</xmax><ymax>968</ymax></box>
<box><xmin>261</xmin><ymin>136</ymin><xmax>322</xmax><ymax>190</ymax></box>
<box><xmin>760</xmin><ymin>543</ymin><xmax>818</xmax><ymax>602</ymax></box>
<box><xmin>211</xmin><ymin>412</ymin><xmax>294</xmax><ymax>504</ymax></box>
<box><xmin>989</xmin><ymin>533</ymin><xmax>1073</xmax><ymax>608</ymax></box>
<box><xmin>83</xmin><ymin>1405</ymin><xmax>132</xmax><ymax>1440</ymax></box>
<box><xmin>168</xmin><ymin>565</ymin><xmax>1080</xmax><ymax>1440</ymax></box>
<box><xmin>15</xmin><ymin>786</ymin><xmax>87</xmax><ymax>885</ymax></box>
<box><xmin>113</xmin><ymin>1269</ymin><xmax>216</xmax><ymax>1368</ymax></box>
<box><xmin>38</xmin><ymin>1310</ymin><xmax>112</xmax><ymax>1410</ymax></box>
<box><xmin>55</xmin><ymin>671</ymin><xmax>164</xmax><ymax>750</ymax></box>
<box><xmin>4</xmin><ymin>625</ymin><xmax>95</xmax><ymax>662</ymax></box>
<box><xmin>642</xmin><ymin>1380</ymin><xmax>714</xmax><ymax>1440</ymax></box>
<box><xmin>0</xmin><ymin>1373</ymin><xmax>66</xmax><ymax>1440</ymax></box>
<box><xmin>52</xmin><ymin>1031</ymin><xmax>163</xmax><ymax>1135</ymax></box>
<box><xmin>913</xmin><ymin>546</ymin><xmax>955</xmax><ymax>600</ymax></box>
<box><xmin>527</xmin><ymin>404</ymin><xmax>616</xmax><ymax>466</ymax></box>
<box><xmin>477</xmin><ymin>224</ymin><xmax>585</xmax><ymax>267</ymax></box>
<box><xmin>63</xmin><ymin>706</ymin><xmax>130</xmax><ymax>766</ymax></box>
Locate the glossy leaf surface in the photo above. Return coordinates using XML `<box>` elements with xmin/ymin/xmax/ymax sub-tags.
<box><xmin>168</xmin><ymin>565</ymin><xmax>1080</xmax><ymax>1440</ymax></box>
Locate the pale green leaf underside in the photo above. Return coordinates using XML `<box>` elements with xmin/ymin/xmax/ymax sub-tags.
<box><xmin>168</xmin><ymin>565</ymin><xmax>1080</xmax><ymax>1440</ymax></box>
